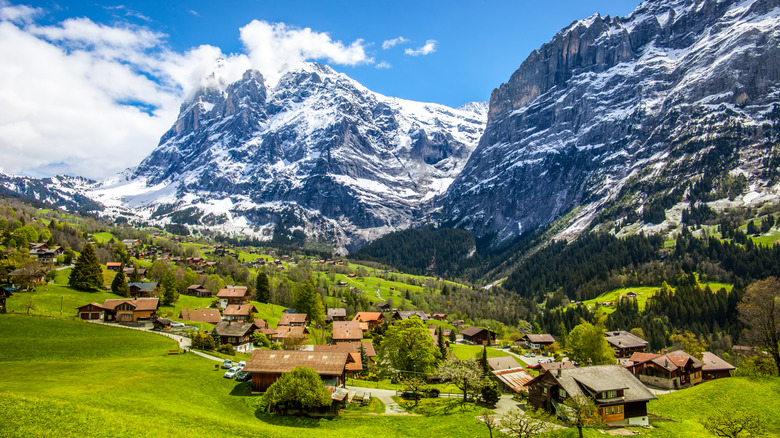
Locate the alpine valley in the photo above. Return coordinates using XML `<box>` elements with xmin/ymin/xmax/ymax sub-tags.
<box><xmin>3</xmin><ymin>0</ymin><xmax>780</xmax><ymax>256</ymax></box>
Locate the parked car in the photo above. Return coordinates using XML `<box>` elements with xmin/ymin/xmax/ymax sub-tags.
<box><xmin>524</xmin><ymin>353</ymin><xmax>536</xmax><ymax>358</ymax></box>
<box><xmin>170</xmin><ymin>321</ymin><xmax>185</xmax><ymax>328</ymax></box>
<box><xmin>238</xmin><ymin>361</ymin><xmax>247</xmax><ymax>368</ymax></box>
<box><xmin>221</xmin><ymin>359</ymin><xmax>233</xmax><ymax>369</ymax></box>
<box><xmin>235</xmin><ymin>371</ymin><xmax>251</xmax><ymax>382</ymax></box>
<box><xmin>224</xmin><ymin>366</ymin><xmax>241</xmax><ymax>379</ymax></box>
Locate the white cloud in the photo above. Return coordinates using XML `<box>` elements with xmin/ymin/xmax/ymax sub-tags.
<box><xmin>188</xmin><ymin>9</ymin><xmax>199</xmax><ymax>17</ymax></box>
<box><xmin>405</xmin><ymin>39</ymin><xmax>438</xmax><ymax>56</ymax></box>
<box><xmin>375</xmin><ymin>61</ymin><xmax>391</xmax><ymax>69</ymax></box>
<box><xmin>382</xmin><ymin>36</ymin><xmax>408</xmax><ymax>50</ymax></box>
<box><xmin>0</xmin><ymin>8</ymin><xmax>375</xmax><ymax>180</ymax></box>
<box><xmin>239</xmin><ymin>20</ymin><xmax>373</xmax><ymax>85</ymax></box>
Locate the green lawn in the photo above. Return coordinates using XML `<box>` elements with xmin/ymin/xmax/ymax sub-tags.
<box><xmin>91</xmin><ymin>231</ymin><xmax>116</xmax><ymax>243</ymax></box>
<box><xmin>0</xmin><ymin>315</ymin><xmax>495</xmax><ymax>438</ymax></box>
<box><xmin>450</xmin><ymin>344</ymin><xmax>512</xmax><ymax>361</ymax></box>
<box><xmin>581</xmin><ymin>282</ymin><xmax>734</xmax><ymax>313</ymax></box>
<box><xmin>6</xmin><ymin>284</ymin><xmax>119</xmax><ymax>318</ymax></box>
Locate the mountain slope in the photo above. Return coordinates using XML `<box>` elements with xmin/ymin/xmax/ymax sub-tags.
<box><xmin>440</xmin><ymin>0</ymin><xmax>780</xmax><ymax>245</ymax></box>
<box><xmin>88</xmin><ymin>64</ymin><xmax>486</xmax><ymax>252</ymax></box>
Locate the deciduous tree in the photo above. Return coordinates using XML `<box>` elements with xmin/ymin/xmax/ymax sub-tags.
<box><xmin>738</xmin><ymin>277</ymin><xmax>780</xmax><ymax>376</ymax></box>
<box><xmin>562</xmin><ymin>395</ymin><xmax>604</xmax><ymax>438</ymax></box>
<box><xmin>567</xmin><ymin>321</ymin><xmax>615</xmax><ymax>365</ymax></box>
<box><xmin>499</xmin><ymin>406</ymin><xmax>555</xmax><ymax>438</ymax></box>
<box><xmin>263</xmin><ymin>366</ymin><xmax>332</xmax><ymax>412</ymax></box>
<box><xmin>378</xmin><ymin>317</ymin><xmax>441</xmax><ymax>376</ymax></box>
<box><xmin>702</xmin><ymin>409</ymin><xmax>766</xmax><ymax>438</ymax></box>
<box><xmin>438</xmin><ymin>357</ymin><xmax>485</xmax><ymax>405</ymax></box>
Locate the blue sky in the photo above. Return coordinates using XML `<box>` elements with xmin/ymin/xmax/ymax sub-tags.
<box><xmin>0</xmin><ymin>0</ymin><xmax>641</xmax><ymax>179</ymax></box>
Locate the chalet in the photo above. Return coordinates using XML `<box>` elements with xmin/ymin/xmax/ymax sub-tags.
<box><xmin>527</xmin><ymin>361</ymin><xmax>577</xmax><ymax>373</ymax></box>
<box><xmin>180</xmin><ymin>308</ymin><xmax>222</xmax><ymax>324</ymax></box>
<box><xmin>352</xmin><ymin>312</ymin><xmax>384</xmax><ymax>330</ymax></box>
<box><xmin>375</xmin><ymin>303</ymin><xmax>391</xmax><ymax>312</ymax></box>
<box><xmin>128</xmin><ymin>282</ymin><xmax>159</xmax><ymax>298</ymax></box>
<box><xmin>492</xmin><ymin>367</ymin><xmax>535</xmax><ymax>394</ymax></box>
<box><xmin>528</xmin><ymin>365</ymin><xmax>656</xmax><ymax>427</ymax></box>
<box><xmin>76</xmin><ymin>302</ymin><xmax>105</xmax><ymax>320</ymax></box>
<box><xmin>29</xmin><ymin>248</ymin><xmax>59</xmax><ymax>262</ymax></box>
<box><xmin>625</xmin><ymin>350</ymin><xmax>704</xmax><ymax>389</ymax></box>
<box><xmin>106</xmin><ymin>262</ymin><xmax>122</xmax><ymax>272</ymax></box>
<box><xmin>624</xmin><ymin>291</ymin><xmax>638</xmax><ymax>299</ymax></box>
<box><xmin>332</xmin><ymin>321</ymin><xmax>363</xmax><ymax>343</ymax></box>
<box><xmin>102</xmin><ymin>298</ymin><xmax>159</xmax><ymax>322</ymax></box>
<box><xmin>605</xmin><ymin>331</ymin><xmax>649</xmax><ymax>358</ymax></box>
<box><xmin>431</xmin><ymin>313</ymin><xmax>447</xmax><ymax>321</ymax></box>
<box><xmin>213</xmin><ymin>321</ymin><xmax>256</xmax><ymax>353</ymax></box>
<box><xmin>185</xmin><ymin>284</ymin><xmax>213</xmax><ymax>298</ymax></box>
<box><xmin>217</xmin><ymin>285</ymin><xmax>249</xmax><ymax>307</ymax></box>
<box><xmin>152</xmin><ymin>315</ymin><xmax>172</xmax><ymax>331</ymax></box>
<box><xmin>701</xmin><ymin>351</ymin><xmax>736</xmax><ymax>380</ymax></box>
<box><xmin>326</xmin><ymin>307</ymin><xmax>347</xmax><ymax>322</ymax></box>
<box><xmin>487</xmin><ymin>356</ymin><xmax>523</xmax><ymax>371</ymax></box>
<box><xmin>124</xmin><ymin>267</ymin><xmax>147</xmax><ymax>278</ymax></box>
<box><xmin>244</xmin><ymin>350</ymin><xmax>350</xmax><ymax>392</ymax></box>
<box><xmin>522</xmin><ymin>334</ymin><xmax>556</xmax><ymax>350</ymax></box>
<box><xmin>121</xmin><ymin>239</ymin><xmax>141</xmax><ymax>246</ymax></box>
<box><xmin>273</xmin><ymin>325</ymin><xmax>310</xmax><ymax>343</ymax></box>
<box><xmin>278</xmin><ymin>313</ymin><xmax>309</xmax><ymax>327</ymax></box>
<box><xmin>461</xmin><ymin>326</ymin><xmax>498</xmax><ymax>345</ymax></box>
<box><xmin>222</xmin><ymin>304</ymin><xmax>258</xmax><ymax>322</ymax></box>
<box><xmin>392</xmin><ymin>310</ymin><xmax>428</xmax><ymax>321</ymax></box>
<box><xmin>0</xmin><ymin>286</ymin><xmax>13</xmax><ymax>313</ymax></box>
<box><xmin>311</xmin><ymin>345</ymin><xmax>363</xmax><ymax>377</ymax></box>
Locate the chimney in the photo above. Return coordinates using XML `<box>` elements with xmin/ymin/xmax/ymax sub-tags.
<box><xmin>557</xmin><ymin>368</ymin><xmax>562</xmax><ymax>378</ymax></box>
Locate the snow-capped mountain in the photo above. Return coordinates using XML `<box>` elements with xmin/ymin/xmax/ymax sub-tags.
<box><xmin>88</xmin><ymin>64</ymin><xmax>487</xmax><ymax>252</ymax></box>
<box><xmin>440</xmin><ymin>0</ymin><xmax>780</xmax><ymax>244</ymax></box>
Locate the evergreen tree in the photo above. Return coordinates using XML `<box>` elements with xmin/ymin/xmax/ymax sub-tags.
<box><xmin>437</xmin><ymin>325</ymin><xmax>448</xmax><ymax>359</ymax></box>
<box><xmin>256</xmin><ymin>271</ymin><xmax>271</xmax><ymax>303</ymax></box>
<box><xmin>480</xmin><ymin>345</ymin><xmax>490</xmax><ymax>375</ymax></box>
<box><xmin>129</xmin><ymin>265</ymin><xmax>142</xmax><ymax>282</ymax></box>
<box><xmin>68</xmin><ymin>243</ymin><xmax>104</xmax><ymax>290</ymax></box>
<box><xmin>111</xmin><ymin>263</ymin><xmax>129</xmax><ymax>297</ymax></box>
<box><xmin>293</xmin><ymin>277</ymin><xmax>325</xmax><ymax>325</ymax></box>
<box><xmin>161</xmin><ymin>270</ymin><xmax>179</xmax><ymax>305</ymax></box>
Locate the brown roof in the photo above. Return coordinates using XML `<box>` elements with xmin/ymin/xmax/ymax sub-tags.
<box><xmin>244</xmin><ymin>350</ymin><xmax>350</xmax><ymax>375</ymax></box>
<box><xmin>278</xmin><ymin>313</ymin><xmax>309</xmax><ymax>326</ymax></box>
<box><xmin>180</xmin><ymin>308</ymin><xmax>221</xmax><ymax>324</ymax></box>
<box><xmin>273</xmin><ymin>325</ymin><xmax>309</xmax><ymax>339</ymax></box>
<box><xmin>103</xmin><ymin>298</ymin><xmax>159</xmax><ymax>311</ymax></box>
<box><xmin>223</xmin><ymin>304</ymin><xmax>258</xmax><ymax>316</ymax></box>
<box><xmin>537</xmin><ymin>361</ymin><xmax>577</xmax><ymax>372</ymax></box>
<box><xmin>333</xmin><ymin>325</ymin><xmax>363</xmax><ymax>341</ymax></box>
<box><xmin>213</xmin><ymin>321</ymin><xmax>256</xmax><ymax>337</ymax></box>
<box><xmin>352</xmin><ymin>312</ymin><xmax>383</xmax><ymax>323</ymax></box>
<box><xmin>327</xmin><ymin>308</ymin><xmax>347</xmax><ymax>317</ymax></box>
<box><xmin>461</xmin><ymin>326</ymin><xmax>496</xmax><ymax>337</ymax></box>
<box><xmin>487</xmin><ymin>356</ymin><xmax>522</xmax><ymax>371</ymax></box>
<box><xmin>701</xmin><ymin>351</ymin><xmax>736</xmax><ymax>372</ymax></box>
<box><xmin>524</xmin><ymin>334</ymin><xmax>556</xmax><ymax>344</ymax></box>
<box><xmin>313</xmin><ymin>341</ymin><xmax>377</xmax><ymax>357</ymax></box>
<box><xmin>216</xmin><ymin>285</ymin><xmax>248</xmax><ymax>299</ymax></box>
<box><xmin>77</xmin><ymin>302</ymin><xmax>106</xmax><ymax>310</ymax></box>
<box><xmin>492</xmin><ymin>368</ymin><xmax>535</xmax><ymax>392</ymax></box>
<box><xmin>334</xmin><ymin>321</ymin><xmax>362</xmax><ymax>329</ymax></box>
<box><xmin>628</xmin><ymin>352</ymin><xmax>661</xmax><ymax>364</ymax></box>
<box><xmin>106</xmin><ymin>262</ymin><xmax>122</xmax><ymax>267</ymax></box>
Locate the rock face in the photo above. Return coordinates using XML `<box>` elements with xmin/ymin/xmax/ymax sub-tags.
<box><xmin>91</xmin><ymin>64</ymin><xmax>486</xmax><ymax>252</ymax></box>
<box><xmin>440</xmin><ymin>0</ymin><xmax>780</xmax><ymax>244</ymax></box>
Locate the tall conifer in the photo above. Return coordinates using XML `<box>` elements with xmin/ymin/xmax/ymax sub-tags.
<box><xmin>69</xmin><ymin>244</ymin><xmax>103</xmax><ymax>290</ymax></box>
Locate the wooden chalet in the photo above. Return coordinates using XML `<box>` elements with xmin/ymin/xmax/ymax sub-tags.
<box><xmin>184</xmin><ymin>284</ymin><xmax>212</xmax><ymax>298</ymax></box>
<box><xmin>522</xmin><ymin>334</ymin><xmax>556</xmax><ymax>350</ymax></box>
<box><xmin>701</xmin><ymin>351</ymin><xmax>736</xmax><ymax>380</ymax></box>
<box><xmin>528</xmin><ymin>365</ymin><xmax>656</xmax><ymax>427</ymax></box>
<box><xmin>326</xmin><ymin>307</ymin><xmax>347</xmax><ymax>322</ymax></box>
<box><xmin>332</xmin><ymin>321</ymin><xmax>363</xmax><ymax>343</ymax></box>
<box><xmin>605</xmin><ymin>330</ymin><xmax>648</xmax><ymax>358</ymax></box>
<box><xmin>180</xmin><ymin>308</ymin><xmax>222</xmax><ymax>324</ymax></box>
<box><xmin>352</xmin><ymin>312</ymin><xmax>384</xmax><ymax>330</ymax></box>
<box><xmin>102</xmin><ymin>298</ymin><xmax>159</xmax><ymax>322</ymax></box>
<box><xmin>244</xmin><ymin>350</ymin><xmax>350</xmax><ymax>392</ymax></box>
<box><xmin>222</xmin><ymin>304</ymin><xmax>258</xmax><ymax>322</ymax></box>
<box><xmin>392</xmin><ymin>310</ymin><xmax>428</xmax><ymax>321</ymax></box>
<box><xmin>124</xmin><ymin>266</ymin><xmax>147</xmax><ymax>278</ymax></box>
<box><xmin>213</xmin><ymin>321</ymin><xmax>256</xmax><ymax>353</ymax></box>
<box><xmin>278</xmin><ymin>313</ymin><xmax>309</xmax><ymax>327</ymax></box>
<box><xmin>76</xmin><ymin>302</ymin><xmax>105</xmax><ymax>320</ymax></box>
<box><xmin>217</xmin><ymin>285</ymin><xmax>249</xmax><ymax>307</ymax></box>
<box><xmin>431</xmin><ymin>313</ymin><xmax>447</xmax><ymax>321</ymax></box>
<box><xmin>106</xmin><ymin>262</ymin><xmax>122</xmax><ymax>272</ymax></box>
<box><xmin>273</xmin><ymin>325</ymin><xmax>310</xmax><ymax>343</ymax></box>
<box><xmin>128</xmin><ymin>282</ymin><xmax>159</xmax><ymax>298</ymax></box>
<box><xmin>460</xmin><ymin>326</ymin><xmax>498</xmax><ymax>345</ymax></box>
<box><xmin>0</xmin><ymin>286</ymin><xmax>13</xmax><ymax>313</ymax></box>
<box><xmin>625</xmin><ymin>350</ymin><xmax>704</xmax><ymax>389</ymax></box>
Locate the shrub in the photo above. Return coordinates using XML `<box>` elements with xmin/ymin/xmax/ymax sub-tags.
<box><xmin>217</xmin><ymin>343</ymin><xmax>235</xmax><ymax>356</ymax></box>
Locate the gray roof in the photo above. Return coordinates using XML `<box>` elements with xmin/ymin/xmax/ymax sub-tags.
<box><xmin>605</xmin><ymin>331</ymin><xmax>648</xmax><ymax>349</ymax></box>
<box><xmin>536</xmin><ymin>365</ymin><xmax>656</xmax><ymax>405</ymax></box>
<box><xmin>214</xmin><ymin>321</ymin><xmax>256</xmax><ymax>337</ymax></box>
<box><xmin>327</xmin><ymin>308</ymin><xmax>347</xmax><ymax>317</ymax></box>
<box><xmin>701</xmin><ymin>351</ymin><xmax>736</xmax><ymax>372</ymax></box>
<box><xmin>487</xmin><ymin>356</ymin><xmax>522</xmax><ymax>371</ymax></box>
<box><xmin>524</xmin><ymin>334</ymin><xmax>556</xmax><ymax>344</ymax></box>
<box><xmin>128</xmin><ymin>282</ymin><xmax>158</xmax><ymax>292</ymax></box>
<box><xmin>394</xmin><ymin>310</ymin><xmax>428</xmax><ymax>320</ymax></box>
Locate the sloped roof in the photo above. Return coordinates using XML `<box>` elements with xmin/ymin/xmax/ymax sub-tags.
<box><xmin>103</xmin><ymin>298</ymin><xmax>159</xmax><ymax>311</ymax></box>
<box><xmin>394</xmin><ymin>310</ymin><xmax>428</xmax><ymax>320</ymax></box>
<box><xmin>216</xmin><ymin>285</ymin><xmax>248</xmax><ymax>298</ymax></box>
<box><xmin>278</xmin><ymin>313</ymin><xmax>309</xmax><ymax>325</ymax></box>
<box><xmin>327</xmin><ymin>308</ymin><xmax>346</xmax><ymax>317</ymax></box>
<box><xmin>333</xmin><ymin>325</ymin><xmax>363</xmax><ymax>341</ymax></box>
<box><xmin>701</xmin><ymin>351</ymin><xmax>736</xmax><ymax>371</ymax></box>
<box><xmin>77</xmin><ymin>302</ymin><xmax>106</xmax><ymax>310</ymax></box>
<box><xmin>487</xmin><ymin>356</ymin><xmax>522</xmax><ymax>371</ymax></box>
<box><xmin>353</xmin><ymin>312</ymin><xmax>383</xmax><ymax>322</ymax></box>
<box><xmin>273</xmin><ymin>325</ymin><xmax>309</xmax><ymax>338</ymax></box>
<box><xmin>461</xmin><ymin>326</ymin><xmax>496</xmax><ymax>337</ymax></box>
<box><xmin>492</xmin><ymin>368</ymin><xmax>535</xmax><ymax>392</ymax></box>
<box><xmin>530</xmin><ymin>365</ymin><xmax>656</xmax><ymax>404</ymax></box>
<box><xmin>524</xmin><ymin>334</ymin><xmax>556</xmax><ymax>344</ymax></box>
<box><xmin>180</xmin><ymin>308</ymin><xmax>221</xmax><ymax>324</ymax></box>
<box><xmin>223</xmin><ymin>304</ymin><xmax>258</xmax><ymax>317</ymax></box>
<box><xmin>244</xmin><ymin>350</ymin><xmax>350</xmax><ymax>375</ymax></box>
<box><xmin>213</xmin><ymin>321</ymin><xmax>256</xmax><ymax>337</ymax></box>
<box><xmin>528</xmin><ymin>361</ymin><xmax>578</xmax><ymax>372</ymax></box>
<box><xmin>605</xmin><ymin>331</ymin><xmax>648</xmax><ymax>349</ymax></box>
<box><xmin>628</xmin><ymin>352</ymin><xmax>661</xmax><ymax>364</ymax></box>
<box><xmin>315</xmin><ymin>341</ymin><xmax>377</xmax><ymax>357</ymax></box>
<box><xmin>128</xmin><ymin>282</ymin><xmax>158</xmax><ymax>292</ymax></box>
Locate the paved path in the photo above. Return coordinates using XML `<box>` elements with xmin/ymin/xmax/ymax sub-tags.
<box><xmin>493</xmin><ymin>394</ymin><xmax>523</xmax><ymax>415</ymax></box>
<box><xmin>345</xmin><ymin>385</ymin><xmax>415</xmax><ymax>415</ymax></box>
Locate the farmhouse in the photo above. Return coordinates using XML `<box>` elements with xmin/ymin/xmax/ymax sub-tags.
<box><xmin>625</xmin><ymin>350</ymin><xmax>704</xmax><ymax>389</ymax></box>
<box><xmin>278</xmin><ymin>313</ymin><xmax>309</xmax><ymax>327</ymax></box>
<box><xmin>312</xmin><ymin>344</ymin><xmax>365</xmax><ymax>376</ymax></box>
<box><xmin>605</xmin><ymin>331</ymin><xmax>648</xmax><ymax>358</ymax></box>
<box><xmin>128</xmin><ymin>282</ymin><xmax>159</xmax><ymax>298</ymax></box>
<box><xmin>273</xmin><ymin>325</ymin><xmax>309</xmax><ymax>343</ymax></box>
<box><xmin>106</xmin><ymin>262</ymin><xmax>122</xmax><ymax>271</ymax></box>
<box><xmin>528</xmin><ymin>365</ymin><xmax>656</xmax><ymax>427</ymax></box>
<box><xmin>352</xmin><ymin>312</ymin><xmax>384</xmax><ymax>330</ymax></box>
<box><xmin>180</xmin><ymin>308</ymin><xmax>221</xmax><ymax>324</ymax></box>
<box><xmin>244</xmin><ymin>350</ymin><xmax>350</xmax><ymax>392</ymax></box>
<box><xmin>461</xmin><ymin>326</ymin><xmax>498</xmax><ymax>345</ymax></box>
<box><xmin>102</xmin><ymin>298</ymin><xmax>159</xmax><ymax>322</ymax></box>
<box><xmin>76</xmin><ymin>302</ymin><xmax>105</xmax><ymax>320</ymax></box>
<box><xmin>392</xmin><ymin>310</ymin><xmax>428</xmax><ymax>321</ymax></box>
<box><xmin>213</xmin><ymin>321</ymin><xmax>256</xmax><ymax>353</ymax></box>
<box><xmin>217</xmin><ymin>285</ymin><xmax>249</xmax><ymax>307</ymax></box>
<box><xmin>701</xmin><ymin>351</ymin><xmax>736</xmax><ymax>380</ymax></box>
<box><xmin>332</xmin><ymin>321</ymin><xmax>363</xmax><ymax>343</ymax></box>
<box><xmin>326</xmin><ymin>307</ymin><xmax>347</xmax><ymax>322</ymax></box>
<box><xmin>522</xmin><ymin>334</ymin><xmax>556</xmax><ymax>350</ymax></box>
<box><xmin>222</xmin><ymin>304</ymin><xmax>258</xmax><ymax>322</ymax></box>
<box><xmin>184</xmin><ymin>284</ymin><xmax>213</xmax><ymax>298</ymax></box>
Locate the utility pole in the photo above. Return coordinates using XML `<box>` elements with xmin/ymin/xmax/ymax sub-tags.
<box><xmin>60</xmin><ymin>296</ymin><xmax>63</xmax><ymax>317</ymax></box>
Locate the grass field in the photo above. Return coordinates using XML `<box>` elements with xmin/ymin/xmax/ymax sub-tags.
<box><xmin>0</xmin><ymin>315</ymin><xmax>496</xmax><ymax>438</ymax></box>
<box><xmin>450</xmin><ymin>344</ymin><xmax>512</xmax><ymax>361</ymax></box>
<box><xmin>581</xmin><ymin>282</ymin><xmax>734</xmax><ymax>314</ymax></box>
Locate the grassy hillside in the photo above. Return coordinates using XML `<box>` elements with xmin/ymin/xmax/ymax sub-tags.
<box><xmin>0</xmin><ymin>315</ymin><xmax>497</xmax><ymax>438</ymax></box>
<box><xmin>581</xmin><ymin>282</ymin><xmax>734</xmax><ymax>313</ymax></box>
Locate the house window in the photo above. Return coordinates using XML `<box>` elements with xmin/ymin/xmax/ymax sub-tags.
<box><xmin>559</xmin><ymin>389</ymin><xmax>567</xmax><ymax>398</ymax></box>
<box><xmin>604</xmin><ymin>390</ymin><xmax>617</xmax><ymax>399</ymax></box>
<box><xmin>543</xmin><ymin>387</ymin><xmax>548</xmax><ymax>394</ymax></box>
